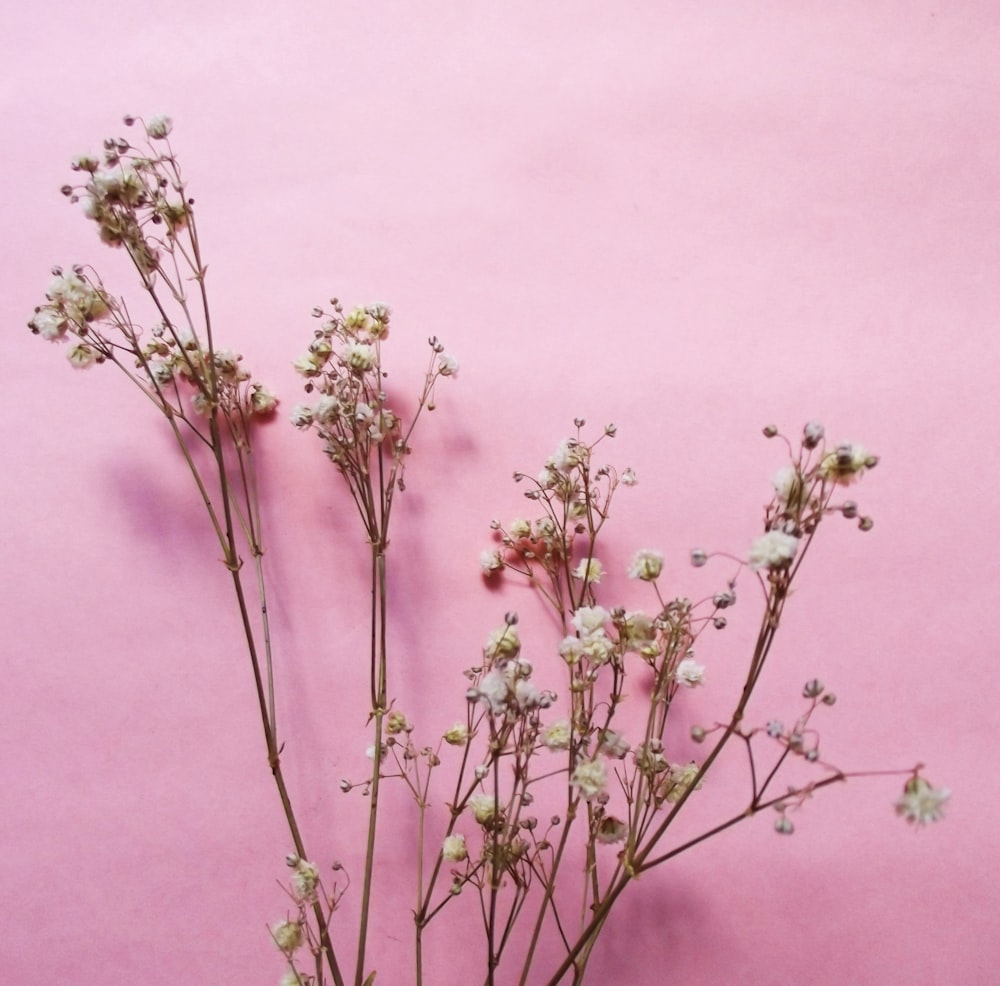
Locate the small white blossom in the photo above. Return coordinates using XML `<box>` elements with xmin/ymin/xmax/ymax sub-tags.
<box><xmin>819</xmin><ymin>442</ymin><xmax>872</xmax><ymax>485</ymax></box>
<box><xmin>271</xmin><ymin>920</ymin><xmax>303</xmax><ymax>953</ymax></box>
<box><xmin>480</xmin><ymin>549</ymin><xmax>504</xmax><ymax>576</ymax></box>
<box><xmin>442</xmin><ymin>834</ymin><xmax>468</xmax><ymax>861</ymax></box>
<box><xmin>29</xmin><ymin>308</ymin><xmax>67</xmax><ymax>341</ymax></box>
<box><xmin>478</xmin><ymin>668</ymin><xmax>511</xmax><ymax>713</ymax></box>
<box><xmin>559</xmin><ymin>635</ymin><xmax>585</xmax><ymax>665</ymax></box>
<box><xmin>895</xmin><ymin>777</ymin><xmax>950</xmax><ymax>827</ymax></box>
<box><xmin>542</xmin><ymin>719</ymin><xmax>571</xmax><ymax>750</ymax></box>
<box><xmin>571</xmin><ymin>757</ymin><xmax>607</xmax><ymax>801</ymax></box>
<box><xmin>290</xmin><ymin>860</ymin><xmax>320</xmax><ymax>899</ymax></box>
<box><xmin>343</xmin><ymin>341</ymin><xmax>376</xmax><ymax>373</ymax></box>
<box><xmin>290</xmin><ymin>404</ymin><xmax>314</xmax><ymax>429</ymax></box>
<box><xmin>293</xmin><ymin>354</ymin><xmax>321</xmax><ymax>377</ymax></box>
<box><xmin>664</xmin><ymin>761</ymin><xmax>702</xmax><ymax>803</ymax></box>
<box><xmin>620</xmin><ymin>468</ymin><xmax>637</xmax><ymax>486</ymax></box>
<box><xmin>550</xmin><ymin>438</ymin><xmax>587</xmax><ymax>472</ymax></box>
<box><xmin>67</xmin><ymin>342</ymin><xmax>99</xmax><ymax>368</ymax></box>
<box><xmin>628</xmin><ymin>549</ymin><xmax>664</xmax><ymax>582</ymax></box>
<box><xmin>444</xmin><ymin>723</ymin><xmax>469</xmax><ymax>746</ymax></box>
<box><xmin>250</xmin><ymin>384</ymin><xmax>278</xmax><ymax>415</ymax></box>
<box><xmin>146</xmin><ymin>115</ymin><xmax>173</xmax><ymax>139</ymax></box>
<box><xmin>437</xmin><ymin>353</ymin><xmax>459</xmax><ymax>377</ymax></box>
<box><xmin>47</xmin><ymin>270</ymin><xmax>110</xmax><ymax>323</ymax></box>
<box><xmin>484</xmin><ymin>625</ymin><xmax>520</xmax><ymax>659</ymax></box>
<box><xmin>748</xmin><ymin>530</ymin><xmax>799</xmax><ymax>571</ymax></box>
<box><xmin>572</xmin><ymin>558</ymin><xmax>604</xmax><ymax>583</ymax></box>
<box><xmin>571</xmin><ymin>606</ymin><xmax>609</xmax><ymax>636</ymax></box>
<box><xmin>468</xmin><ymin>793</ymin><xmax>497</xmax><ymax>825</ymax></box>
<box><xmin>772</xmin><ymin>466</ymin><xmax>804</xmax><ymax>507</ymax></box>
<box><xmin>599</xmin><ymin>729</ymin><xmax>630</xmax><ymax>758</ymax></box>
<box><xmin>675</xmin><ymin>657</ymin><xmax>705</xmax><ymax>687</ymax></box>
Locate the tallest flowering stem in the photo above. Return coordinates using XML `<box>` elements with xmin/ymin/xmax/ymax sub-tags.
<box><xmin>29</xmin><ymin>117</ymin><xmax>347</xmax><ymax>986</ymax></box>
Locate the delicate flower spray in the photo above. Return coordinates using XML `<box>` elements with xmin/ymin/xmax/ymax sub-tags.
<box><xmin>26</xmin><ymin>118</ymin><xmax>947</xmax><ymax>986</ymax></box>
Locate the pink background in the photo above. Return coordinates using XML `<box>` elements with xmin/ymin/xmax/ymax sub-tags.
<box><xmin>3</xmin><ymin>2</ymin><xmax>995</xmax><ymax>983</ymax></box>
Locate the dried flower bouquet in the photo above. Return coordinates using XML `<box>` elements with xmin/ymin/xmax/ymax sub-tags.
<box><xmin>26</xmin><ymin>116</ymin><xmax>948</xmax><ymax>986</ymax></box>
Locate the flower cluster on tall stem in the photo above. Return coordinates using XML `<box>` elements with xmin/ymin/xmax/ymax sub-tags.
<box><xmin>291</xmin><ymin>302</ymin><xmax>456</xmax><ymax>986</ymax></box>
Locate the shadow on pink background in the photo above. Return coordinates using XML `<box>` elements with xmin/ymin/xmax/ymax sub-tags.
<box><xmin>3</xmin><ymin>3</ymin><xmax>995</xmax><ymax>983</ymax></box>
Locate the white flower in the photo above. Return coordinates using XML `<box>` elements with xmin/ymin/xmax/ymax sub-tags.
<box><xmin>437</xmin><ymin>353</ymin><xmax>459</xmax><ymax>377</ymax></box>
<box><xmin>571</xmin><ymin>606</ymin><xmax>609</xmax><ymax>636</ymax></box>
<box><xmin>480</xmin><ymin>549</ymin><xmax>504</xmax><ymax>576</ymax></box>
<box><xmin>621</xmin><ymin>610</ymin><xmax>655</xmax><ymax>649</ymax></box>
<box><xmin>819</xmin><ymin>442</ymin><xmax>872</xmax><ymax>485</ymax></box>
<box><xmin>550</xmin><ymin>439</ymin><xmax>587</xmax><ymax>472</ymax></box>
<box><xmin>468</xmin><ymin>793</ymin><xmax>497</xmax><ymax>825</ymax></box>
<box><xmin>292</xmin><ymin>353</ymin><xmax>321</xmax><ymax>377</ymax></box>
<box><xmin>895</xmin><ymin>777</ymin><xmax>950</xmax><ymax>826</ymax></box>
<box><xmin>514</xmin><ymin>677</ymin><xmax>541</xmax><ymax>710</ymax></box>
<box><xmin>47</xmin><ymin>270</ymin><xmax>110</xmax><ymax>323</ymax></box>
<box><xmin>748</xmin><ymin>530</ymin><xmax>799</xmax><ymax>571</ymax></box>
<box><xmin>290</xmin><ymin>860</ymin><xmax>319</xmax><ymax>899</ymax></box>
<box><xmin>628</xmin><ymin>549</ymin><xmax>664</xmax><ymax>582</ymax></box>
<box><xmin>478</xmin><ymin>668</ymin><xmax>511</xmax><ymax>713</ymax></box>
<box><xmin>313</xmin><ymin>395</ymin><xmax>339</xmax><ymax>424</ymax></box>
<box><xmin>599</xmin><ymin>729</ymin><xmax>630</xmax><ymax>758</ymax></box>
<box><xmin>675</xmin><ymin>657</ymin><xmax>705</xmax><ymax>688</ymax></box>
<box><xmin>620</xmin><ymin>468</ymin><xmax>637</xmax><ymax>486</ymax></box>
<box><xmin>571</xmin><ymin>757</ymin><xmax>607</xmax><ymax>801</ymax></box>
<box><xmin>663</xmin><ymin>761</ymin><xmax>702</xmax><ymax>803</ymax></box>
<box><xmin>559</xmin><ymin>636</ymin><xmax>584</xmax><ymax>665</ymax></box>
<box><xmin>542</xmin><ymin>719</ymin><xmax>571</xmax><ymax>750</ymax></box>
<box><xmin>90</xmin><ymin>165</ymin><xmax>144</xmax><ymax>206</ymax></box>
<box><xmin>772</xmin><ymin>466</ymin><xmax>804</xmax><ymax>507</ymax></box>
<box><xmin>250</xmin><ymin>384</ymin><xmax>278</xmax><ymax>415</ymax></box>
<box><xmin>290</xmin><ymin>404</ymin><xmax>314</xmax><ymax>429</ymax></box>
<box><xmin>271</xmin><ymin>920</ymin><xmax>303</xmax><ymax>953</ymax></box>
<box><xmin>484</xmin><ymin>625</ymin><xmax>519</xmax><ymax>659</ymax></box>
<box><xmin>67</xmin><ymin>342</ymin><xmax>99</xmax><ymax>368</ymax></box>
<box><xmin>386</xmin><ymin>710</ymin><xmax>409</xmax><ymax>734</ymax></box>
<box><xmin>343</xmin><ymin>341</ymin><xmax>375</xmax><ymax>373</ymax></box>
<box><xmin>444</xmin><ymin>722</ymin><xmax>469</xmax><ymax>746</ymax></box>
<box><xmin>29</xmin><ymin>308</ymin><xmax>67</xmax><ymax>341</ymax></box>
<box><xmin>146</xmin><ymin>115</ymin><xmax>173</xmax><ymax>139</ymax></box>
<box><xmin>580</xmin><ymin>631</ymin><xmax>614</xmax><ymax>666</ymax></box>
<box><xmin>572</xmin><ymin>558</ymin><xmax>604</xmax><ymax>583</ymax></box>
<box><xmin>442</xmin><ymin>834</ymin><xmax>468</xmax><ymax>861</ymax></box>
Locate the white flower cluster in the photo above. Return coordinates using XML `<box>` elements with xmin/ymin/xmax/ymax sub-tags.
<box><xmin>291</xmin><ymin>304</ymin><xmax>455</xmax><ymax>475</ymax></box>
<box><xmin>559</xmin><ymin>605</ymin><xmax>615</xmax><ymax>667</ymax></box>
<box><xmin>63</xmin><ymin>117</ymin><xmax>191</xmax><ymax>270</ymax></box>
<box><xmin>471</xmin><ymin>623</ymin><xmax>556</xmax><ymax>719</ymax></box>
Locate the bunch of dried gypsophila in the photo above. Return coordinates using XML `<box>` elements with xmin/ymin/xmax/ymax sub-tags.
<box><xmin>26</xmin><ymin>115</ymin><xmax>948</xmax><ymax>986</ymax></box>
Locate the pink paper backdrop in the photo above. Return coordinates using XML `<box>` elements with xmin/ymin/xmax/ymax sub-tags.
<box><xmin>3</xmin><ymin>2</ymin><xmax>995</xmax><ymax>983</ymax></box>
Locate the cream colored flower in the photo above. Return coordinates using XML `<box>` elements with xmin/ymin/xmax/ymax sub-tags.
<box><xmin>748</xmin><ymin>530</ymin><xmax>799</xmax><ymax>571</ymax></box>
<box><xmin>895</xmin><ymin>777</ymin><xmax>950</xmax><ymax>826</ymax></box>
<box><xmin>571</xmin><ymin>757</ymin><xmax>607</xmax><ymax>801</ymax></box>
<box><xmin>628</xmin><ymin>549</ymin><xmax>663</xmax><ymax>581</ymax></box>
<box><xmin>542</xmin><ymin>719</ymin><xmax>571</xmax><ymax>750</ymax></box>
<box><xmin>442</xmin><ymin>834</ymin><xmax>468</xmax><ymax>861</ymax></box>
<box><xmin>271</xmin><ymin>920</ymin><xmax>303</xmax><ymax>953</ymax></box>
<box><xmin>444</xmin><ymin>722</ymin><xmax>469</xmax><ymax>746</ymax></box>
<box><xmin>468</xmin><ymin>793</ymin><xmax>497</xmax><ymax>825</ymax></box>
